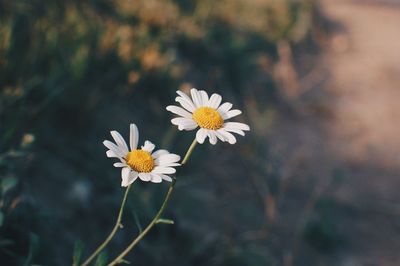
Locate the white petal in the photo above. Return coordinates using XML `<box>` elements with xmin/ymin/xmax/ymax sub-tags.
<box><xmin>152</xmin><ymin>149</ymin><xmax>169</xmax><ymax>159</ymax></box>
<box><xmin>114</xmin><ymin>162</ymin><xmax>127</xmax><ymax>167</ymax></box>
<box><xmin>159</xmin><ymin>162</ymin><xmax>180</xmax><ymax>167</ymax></box>
<box><xmin>224</xmin><ymin>122</ymin><xmax>250</xmax><ymax>131</ymax></box>
<box><xmin>196</xmin><ymin>128</ymin><xmax>208</xmax><ymax>144</ymax></box>
<box><xmin>171</xmin><ymin>117</ymin><xmax>197</xmax><ymax>131</ymax></box>
<box><xmin>166</xmin><ymin>105</ymin><xmax>192</xmax><ymax>119</ymax></box>
<box><xmin>208</xmin><ymin>131</ymin><xmax>218</xmax><ymax>145</ymax></box>
<box><xmin>217</xmin><ymin>102</ymin><xmax>233</xmax><ymax>113</ymax></box>
<box><xmin>122</xmin><ymin>171</ymin><xmax>138</xmax><ymax>186</ymax></box>
<box><xmin>191</xmin><ymin>88</ymin><xmax>202</xmax><ymax>108</ymax></box>
<box><xmin>225</xmin><ymin>128</ymin><xmax>245</xmax><ymax>136</ymax></box>
<box><xmin>160</xmin><ymin>174</ymin><xmax>173</xmax><ymax>182</ymax></box>
<box><xmin>103</xmin><ymin>140</ymin><xmax>119</xmax><ymax>153</ymax></box>
<box><xmin>155</xmin><ymin>154</ymin><xmax>181</xmax><ymax>165</ymax></box>
<box><xmin>218</xmin><ymin>129</ymin><xmax>237</xmax><ymax>144</ymax></box>
<box><xmin>111</xmin><ymin>131</ymin><xmax>129</xmax><ymax>154</ymax></box>
<box><xmin>103</xmin><ymin>140</ymin><xmax>127</xmax><ymax>157</ymax></box>
<box><xmin>106</xmin><ymin>150</ymin><xmax>121</xmax><ymax>158</ymax></box>
<box><xmin>175</xmin><ymin>97</ymin><xmax>195</xmax><ymax>113</ymax></box>
<box><xmin>129</xmin><ymin>124</ymin><xmax>139</xmax><ymax>151</ymax></box>
<box><xmin>214</xmin><ymin>130</ymin><xmax>227</xmax><ymax>142</ymax></box>
<box><xmin>208</xmin><ymin>93</ymin><xmax>222</xmax><ymax>108</ymax></box>
<box><xmin>176</xmin><ymin>90</ymin><xmax>196</xmax><ymax>112</ymax></box>
<box><xmin>150</xmin><ymin>173</ymin><xmax>162</xmax><ymax>183</ymax></box>
<box><xmin>138</xmin><ymin>173</ymin><xmax>151</xmax><ymax>182</ymax></box>
<box><xmin>152</xmin><ymin>166</ymin><xmax>176</xmax><ymax>174</ymax></box>
<box><xmin>182</xmin><ymin>122</ymin><xmax>198</xmax><ymax>131</ymax></box>
<box><xmin>121</xmin><ymin>167</ymin><xmax>131</xmax><ymax>187</ymax></box>
<box><xmin>142</xmin><ymin>140</ymin><xmax>155</xmax><ymax>153</ymax></box>
<box><xmin>130</xmin><ymin>171</ymin><xmax>139</xmax><ymax>182</ymax></box>
<box><xmin>220</xmin><ymin>109</ymin><xmax>242</xmax><ymax>120</ymax></box>
<box><xmin>199</xmin><ymin>90</ymin><xmax>209</xmax><ymax>106</ymax></box>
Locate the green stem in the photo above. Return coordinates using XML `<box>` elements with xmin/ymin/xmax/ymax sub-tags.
<box><xmin>181</xmin><ymin>137</ymin><xmax>198</xmax><ymax>165</ymax></box>
<box><xmin>81</xmin><ymin>184</ymin><xmax>132</xmax><ymax>266</ymax></box>
<box><xmin>107</xmin><ymin>138</ymin><xmax>198</xmax><ymax>266</ymax></box>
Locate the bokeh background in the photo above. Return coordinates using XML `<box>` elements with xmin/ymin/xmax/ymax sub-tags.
<box><xmin>1</xmin><ymin>0</ymin><xmax>400</xmax><ymax>265</ymax></box>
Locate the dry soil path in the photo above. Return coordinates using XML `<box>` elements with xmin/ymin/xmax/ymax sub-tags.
<box><xmin>317</xmin><ymin>0</ymin><xmax>400</xmax><ymax>265</ymax></box>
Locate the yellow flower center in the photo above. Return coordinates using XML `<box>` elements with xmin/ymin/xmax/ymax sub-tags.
<box><xmin>192</xmin><ymin>107</ymin><xmax>224</xmax><ymax>130</ymax></box>
<box><xmin>125</xmin><ymin>149</ymin><xmax>154</xmax><ymax>173</ymax></box>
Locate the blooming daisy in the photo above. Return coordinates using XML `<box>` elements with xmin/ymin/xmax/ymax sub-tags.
<box><xmin>103</xmin><ymin>123</ymin><xmax>180</xmax><ymax>187</ymax></box>
<box><xmin>166</xmin><ymin>88</ymin><xmax>250</xmax><ymax>145</ymax></box>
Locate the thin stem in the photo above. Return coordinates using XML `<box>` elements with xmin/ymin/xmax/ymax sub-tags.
<box><xmin>107</xmin><ymin>138</ymin><xmax>198</xmax><ymax>266</ymax></box>
<box><xmin>108</xmin><ymin>185</ymin><xmax>174</xmax><ymax>266</ymax></box>
<box><xmin>181</xmin><ymin>138</ymin><xmax>198</xmax><ymax>166</ymax></box>
<box><xmin>81</xmin><ymin>185</ymin><xmax>132</xmax><ymax>266</ymax></box>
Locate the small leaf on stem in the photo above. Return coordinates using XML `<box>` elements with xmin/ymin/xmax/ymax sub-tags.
<box><xmin>95</xmin><ymin>251</ymin><xmax>108</xmax><ymax>266</ymax></box>
<box><xmin>119</xmin><ymin>259</ymin><xmax>131</xmax><ymax>264</ymax></box>
<box><xmin>156</xmin><ymin>218</ymin><xmax>174</xmax><ymax>225</ymax></box>
<box><xmin>72</xmin><ymin>240</ymin><xmax>84</xmax><ymax>266</ymax></box>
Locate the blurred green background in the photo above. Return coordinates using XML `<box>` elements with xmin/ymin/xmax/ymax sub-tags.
<box><xmin>2</xmin><ymin>0</ymin><xmax>400</xmax><ymax>265</ymax></box>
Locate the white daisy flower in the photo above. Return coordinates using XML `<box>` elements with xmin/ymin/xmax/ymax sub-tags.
<box><xmin>166</xmin><ymin>88</ymin><xmax>250</xmax><ymax>145</ymax></box>
<box><xmin>103</xmin><ymin>123</ymin><xmax>180</xmax><ymax>187</ymax></box>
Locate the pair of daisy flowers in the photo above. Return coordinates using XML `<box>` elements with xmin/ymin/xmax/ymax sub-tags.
<box><xmin>104</xmin><ymin>89</ymin><xmax>250</xmax><ymax>187</ymax></box>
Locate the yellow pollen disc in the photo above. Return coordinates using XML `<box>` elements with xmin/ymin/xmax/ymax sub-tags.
<box><xmin>125</xmin><ymin>149</ymin><xmax>154</xmax><ymax>173</ymax></box>
<box><xmin>192</xmin><ymin>107</ymin><xmax>224</xmax><ymax>130</ymax></box>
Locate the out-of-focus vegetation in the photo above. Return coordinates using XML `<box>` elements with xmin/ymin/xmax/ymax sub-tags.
<box><xmin>0</xmin><ymin>0</ymin><xmax>331</xmax><ymax>265</ymax></box>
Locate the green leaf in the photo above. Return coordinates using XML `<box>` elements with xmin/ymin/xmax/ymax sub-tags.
<box><xmin>72</xmin><ymin>240</ymin><xmax>84</xmax><ymax>266</ymax></box>
<box><xmin>95</xmin><ymin>251</ymin><xmax>108</xmax><ymax>266</ymax></box>
<box><xmin>2</xmin><ymin>177</ymin><xmax>18</xmax><ymax>194</ymax></box>
<box><xmin>156</xmin><ymin>218</ymin><xmax>174</xmax><ymax>225</ymax></box>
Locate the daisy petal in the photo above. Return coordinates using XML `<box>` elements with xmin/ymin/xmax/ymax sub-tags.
<box><xmin>199</xmin><ymin>90</ymin><xmax>209</xmax><ymax>106</ymax></box>
<box><xmin>103</xmin><ymin>140</ymin><xmax>126</xmax><ymax>157</ymax></box>
<box><xmin>129</xmin><ymin>124</ymin><xmax>139</xmax><ymax>151</ymax></box>
<box><xmin>155</xmin><ymin>154</ymin><xmax>181</xmax><ymax>165</ymax></box>
<box><xmin>114</xmin><ymin>162</ymin><xmax>126</xmax><ymax>167</ymax></box>
<box><xmin>224</xmin><ymin>122</ymin><xmax>250</xmax><ymax>131</ymax></box>
<box><xmin>103</xmin><ymin>140</ymin><xmax>119</xmax><ymax>152</ymax></box>
<box><xmin>130</xmin><ymin>171</ymin><xmax>139</xmax><ymax>182</ymax></box>
<box><xmin>218</xmin><ymin>102</ymin><xmax>233</xmax><ymax>113</ymax></box>
<box><xmin>152</xmin><ymin>166</ymin><xmax>176</xmax><ymax>174</ymax></box>
<box><xmin>218</xmin><ymin>129</ymin><xmax>237</xmax><ymax>144</ymax></box>
<box><xmin>208</xmin><ymin>93</ymin><xmax>222</xmax><ymax>108</ymax></box>
<box><xmin>182</xmin><ymin>122</ymin><xmax>198</xmax><ymax>131</ymax></box>
<box><xmin>191</xmin><ymin>88</ymin><xmax>202</xmax><ymax>108</ymax></box>
<box><xmin>196</xmin><ymin>128</ymin><xmax>208</xmax><ymax>144</ymax></box>
<box><xmin>225</xmin><ymin>128</ymin><xmax>245</xmax><ymax>136</ymax></box>
<box><xmin>220</xmin><ymin>109</ymin><xmax>242</xmax><ymax>120</ymax></box>
<box><xmin>214</xmin><ymin>130</ymin><xmax>227</xmax><ymax>142</ymax></box>
<box><xmin>122</xmin><ymin>171</ymin><xmax>139</xmax><ymax>186</ymax></box>
<box><xmin>176</xmin><ymin>97</ymin><xmax>195</xmax><ymax>113</ymax></box>
<box><xmin>171</xmin><ymin>117</ymin><xmax>197</xmax><ymax>131</ymax></box>
<box><xmin>106</xmin><ymin>150</ymin><xmax>120</xmax><ymax>158</ymax></box>
<box><xmin>150</xmin><ymin>173</ymin><xmax>162</xmax><ymax>183</ymax></box>
<box><xmin>152</xmin><ymin>149</ymin><xmax>169</xmax><ymax>159</ymax></box>
<box><xmin>208</xmin><ymin>131</ymin><xmax>217</xmax><ymax>145</ymax></box>
<box><xmin>121</xmin><ymin>167</ymin><xmax>131</xmax><ymax>187</ymax></box>
<box><xmin>176</xmin><ymin>91</ymin><xmax>196</xmax><ymax>112</ymax></box>
<box><xmin>111</xmin><ymin>131</ymin><xmax>129</xmax><ymax>153</ymax></box>
<box><xmin>142</xmin><ymin>140</ymin><xmax>155</xmax><ymax>153</ymax></box>
<box><xmin>160</xmin><ymin>174</ymin><xmax>173</xmax><ymax>182</ymax></box>
<box><xmin>166</xmin><ymin>105</ymin><xmax>192</xmax><ymax>118</ymax></box>
<box><xmin>138</xmin><ymin>173</ymin><xmax>151</xmax><ymax>182</ymax></box>
<box><xmin>160</xmin><ymin>162</ymin><xmax>180</xmax><ymax>167</ymax></box>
